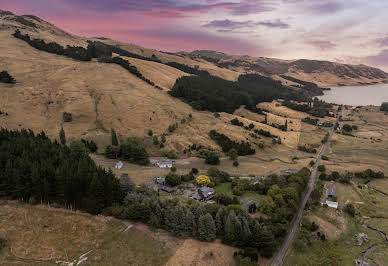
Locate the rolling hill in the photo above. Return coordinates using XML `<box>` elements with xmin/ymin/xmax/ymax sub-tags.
<box><xmin>0</xmin><ymin>9</ymin><xmax>387</xmax><ymax>155</ymax></box>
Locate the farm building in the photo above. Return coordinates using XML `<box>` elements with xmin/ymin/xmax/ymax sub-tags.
<box><xmin>192</xmin><ymin>186</ymin><xmax>216</xmax><ymax>201</ymax></box>
<box><xmin>155</xmin><ymin>160</ymin><xmax>173</xmax><ymax>168</ymax></box>
<box><xmin>115</xmin><ymin>161</ymin><xmax>123</xmax><ymax>169</ymax></box>
<box><xmin>241</xmin><ymin>198</ymin><xmax>260</xmax><ymax>213</ymax></box>
<box><xmin>281</xmin><ymin>169</ymin><xmax>297</xmax><ymax>175</ymax></box>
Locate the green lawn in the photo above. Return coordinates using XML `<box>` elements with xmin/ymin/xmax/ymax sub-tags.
<box><xmin>215</xmin><ymin>183</ymin><xmax>233</xmax><ymax>196</ymax></box>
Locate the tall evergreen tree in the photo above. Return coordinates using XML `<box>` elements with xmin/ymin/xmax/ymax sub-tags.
<box><xmin>59</xmin><ymin>127</ymin><xmax>66</xmax><ymax>145</ymax></box>
<box><xmin>197</xmin><ymin>213</ymin><xmax>216</xmax><ymax>242</ymax></box>
<box><xmin>111</xmin><ymin>128</ymin><xmax>118</xmax><ymax>146</ymax></box>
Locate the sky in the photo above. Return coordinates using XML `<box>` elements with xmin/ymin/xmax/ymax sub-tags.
<box><xmin>2</xmin><ymin>0</ymin><xmax>388</xmax><ymax>71</ymax></box>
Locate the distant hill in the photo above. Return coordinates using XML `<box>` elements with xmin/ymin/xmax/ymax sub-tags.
<box><xmin>184</xmin><ymin>50</ymin><xmax>388</xmax><ymax>87</ymax></box>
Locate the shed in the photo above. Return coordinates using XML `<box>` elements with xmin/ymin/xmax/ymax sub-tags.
<box><xmin>325</xmin><ymin>200</ymin><xmax>338</xmax><ymax>209</ymax></box>
<box><xmin>115</xmin><ymin>161</ymin><xmax>123</xmax><ymax>169</ymax></box>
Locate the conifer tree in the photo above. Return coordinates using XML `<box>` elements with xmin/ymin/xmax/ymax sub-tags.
<box><xmin>197</xmin><ymin>213</ymin><xmax>216</xmax><ymax>242</ymax></box>
<box><xmin>111</xmin><ymin>128</ymin><xmax>118</xmax><ymax>146</ymax></box>
<box><xmin>59</xmin><ymin>127</ymin><xmax>66</xmax><ymax>145</ymax></box>
<box><xmin>215</xmin><ymin>207</ymin><xmax>226</xmax><ymax>235</ymax></box>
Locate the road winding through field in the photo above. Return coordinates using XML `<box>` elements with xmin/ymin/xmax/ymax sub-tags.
<box><xmin>271</xmin><ymin>109</ymin><xmax>341</xmax><ymax>266</ymax></box>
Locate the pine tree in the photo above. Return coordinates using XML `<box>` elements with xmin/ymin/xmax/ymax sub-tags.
<box><xmin>185</xmin><ymin>209</ymin><xmax>197</xmax><ymax>237</ymax></box>
<box><xmin>197</xmin><ymin>213</ymin><xmax>216</xmax><ymax>242</ymax></box>
<box><xmin>111</xmin><ymin>128</ymin><xmax>118</xmax><ymax>146</ymax></box>
<box><xmin>59</xmin><ymin>127</ymin><xmax>66</xmax><ymax>145</ymax></box>
<box><xmin>224</xmin><ymin>211</ymin><xmax>241</xmax><ymax>245</ymax></box>
<box><xmin>285</xmin><ymin>120</ymin><xmax>288</xmax><ymax>131</ymax></box>
<box><xmin>86</xmin><ymin>176</ymin><xmax>105</xmax><ymax>214</ymax></box>
<box><xmin>215</xmin><ymin>207</ymin><xmax>226</xmax><ymax>235</ymax></box>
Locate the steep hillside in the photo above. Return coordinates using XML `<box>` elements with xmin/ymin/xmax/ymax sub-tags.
<box><xmin>0</xmin><ymin>10</ymin><xmax>288</xmax><ymax>155</ymax></box>
<box><xmin>187</xmin><ymin>50</ymin><xmax>388</xmax><ymax>87</ymax></box>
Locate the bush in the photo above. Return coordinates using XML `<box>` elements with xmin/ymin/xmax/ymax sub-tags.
<box><xmin>233</xmin><ymin>161</ymin><xmax>239</xmax><ymax>167</ymax></box>
<box><xmin>191</xmin><ymin>168</ymin><xmax>199</xmax><ymax>175</ymax></box>
<box><xmin>164</xmin><ymin>150</ymin><xmax>178</xmax><ymax>159</ymax></box>
<box><xmin>165</xmin><ymin>172</ymin><xmax>182</xmax><ymax>186</ymax></box>
<box><xmin>148</xmin><ymin>129</ymin><xmax>153</xmax><ymax>136</ymax></box>
<box><xmin>344</xmin><ymin>203</ymin><xmax>355</xmax><ymax>217</ymax></box>
<box><xmin>317</xmin><ymin>165</ymin><xmax>326</xmax><ymax>172</ymax></box>
<box><xmin>196</xmin><ymin>175</ymin><xmax>211</xmax><ymax>186</ymax></box>
<box><xmin>228</xmin><ymin>148</ymin><xmax>238</xmax><ymax>160</ymax></box>
<box><xmin>152</xmin><ymin>136</ymin><xmax>159</xmax><ymax>145</ymax></box>
<box><xmin>171</xmin><ymin>166</ymin><xmax>177</xmax><ymax>172</ymax></box>
<box><xmin>62</xmin><ymin>112</ymin><xmax>73</xmax><ymax>122</ymax></box>
<box><xmin>203</xmin><ymin>150</ymin><xmax>220</xmax><ymax>165</ymax></box>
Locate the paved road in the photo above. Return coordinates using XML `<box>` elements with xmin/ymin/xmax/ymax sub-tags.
<box><xmin>271</xmin><ymin>109</ymin><xmax>341</xmax><ymax>266</ymax></box>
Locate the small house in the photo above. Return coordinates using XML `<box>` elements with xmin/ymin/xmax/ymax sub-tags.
<box><xmin>155</xmin><ymin>160</ymin><xmax>173</xmax><ymax>168</ymax></box>
<box><xmin>325</xmin><ymin>200</ymin><xmax>338</xmax><ymax>209</ymax></box>
<box><xmin>159</xmin><ymin>185</ymin><xmax>176</xmax><ymax>193</ymax></box>
<box><xmin>241</xmin><ymin>198</ymin><xmax>260</xmax><ymax>213</ymax></box>
<box><xmin>115</xmin><ymin>161</ymin><xmax>123</xmax><ymax>169</ymax></box>
<box><xmin>192</xmin><ymin>186</ymin><xmax>216</xmax><ymax>201</ymax></box>
<box><xmin>155</xmin><ymin>177</ymin><xmax>165</xmax><ymax>185</ymax></box>
<box><xmin>326</xmin><ymin>187</ymin><xmax>336</xmax><ymax>198</ymax></box>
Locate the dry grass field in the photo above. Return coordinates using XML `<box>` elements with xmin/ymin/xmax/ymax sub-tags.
<box><xmin>0</xmin><ymin>202</ymin><xmax>180</xmax><ymax>266</ymax></box>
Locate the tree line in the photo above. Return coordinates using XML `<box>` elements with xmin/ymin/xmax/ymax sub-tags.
<box><xmin>12</xmin><ymin>30</ymin><xmax>162</xmax><ymax>89</ymax></box>
<box><xmin>209</xmin><ymin>130</ymin><xmax>255</xmax><ymax>156</ymax></box>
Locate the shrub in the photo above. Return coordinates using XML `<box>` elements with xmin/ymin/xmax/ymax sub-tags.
<box><xmin>196</xmin><ymin>175</ymin><xmax>211</xmax><ymax>186</ymax></box>
<box><xmin>152</xmin><ymin>136</ymin><xmax>159</xmax><ymax>145</ymax></box>
<box><xmin>62</xmin><ymin>112</ymin><xmax>73</xmax><ymax>122</ymax></box>
<box><xmin>148</xmin><ymin>129</ymin><xmax>153</xmax><ymax>136</ymax></box>
<box><xmin>205</xmin><ymin>151</ymin><xmax>220</xmax><ymax>165</ymax></box>
<box><xmin>164</xmin><ymin>150</ymin><xmax>178</xmax><ymax>159</ymax></box>
<box><xmin>191</xmin><ymin>168</ymin><xmax>199</xmax><ymax>175</ymax></box>
<box><xmin>233</xmin><ymin>161</ymin><xmax>239</xmax><ymax>167</ymax></box>
<box><xmin>228</xmin><ymin>148</ymin><xmax>238</xmax><ymax>160</ymax></box>
<box><xmin>317</xmin><ymin>165</ymin><xmax>326</xmax><ymax>172</ymax></box>
<box><xmin>344</xmin><ymin>203</ymin><xmax>355</xmax><ymax>217</ymax></box>
<box><xmin>171</xmin><ymin>166</ymin><xmax>177</xmax><ymax>172</ymax></box>
<box><xmin>0</xmin><ymin>238</ymin><xmax>7</xmax><ymax>252</ymax></box>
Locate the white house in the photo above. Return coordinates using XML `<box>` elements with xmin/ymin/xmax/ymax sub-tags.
<box><xmin>115</xmin><ymin>161</ymin><xmax>123</xmax><ymax>169</ymax></box>
<box><xmin>155</xmin><ymin>160</ymin><xmax>172</xmax><ymax>168</ymax></box>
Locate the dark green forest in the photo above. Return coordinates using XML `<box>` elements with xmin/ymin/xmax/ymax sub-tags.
<box><xmin>169</xmin><ymin>74</ymin><xmax>319</xmax><ymax>113</ymax></box>
<box><xmin>0</xmin><ymin>129</ymin><xmax>123</xmax><ymax>214</ymax></box>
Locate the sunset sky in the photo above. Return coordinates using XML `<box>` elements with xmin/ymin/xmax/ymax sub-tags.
<box><xmin>2</xmin><ymin>0</ymin><xmax>388</xmax><ymax>71</ymax></box>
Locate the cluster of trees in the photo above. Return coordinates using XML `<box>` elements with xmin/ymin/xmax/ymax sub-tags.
<box><xmin>14</xmin><ymin>16</ymin><xmax>37</xmax><ymax>28</ymax></box>
<box><xmin>164</xmin><ymin>171</ymin><xmax>195</xmax><ymax>187</ymax></box>
<box><xmin>104</xmin><ymin>184</ymin><xmax>280</xmax><ymax>258</ymax></box>
<box><xmin>231</xmin><ymin>118</ymin><xmax>244</xmax><ymax>127</ymax></box>
<box><xmin>81</xmin><ymin>139</ymin><xmax>98</xmax><ymax>153</ymax></box>
<box><xmin>105</xmin><ymin>137</ymin><xmax>150</xmax><ymax>165</ymax></box>
<box><xmin>209</xmin><ymin>130</ymin><xmax>255</xmax><ymax>156</ymax></box>
<box><xmin>0</xmin><ymin>129</ymin><xmax>123</xmax><ymax>214</ymax></box>
<box><xmin>195</xmin><ymin>148</ymin><xmax>221</xmax><ymax>165</ymax></box>
<box><xmin>298</xmin><ymin>145</ymin><xmax>317</xmax><ymax>154</ymax></box>
<box><xmin>293</xmin><ymin>217</ymin><xmax>325</xmax><ymax>251</ymax></box>
<box><xmin>253</xmin><ymin>128</ymin><xmax>277</xmax><ymax>139</ymax></box>
<box><xmin>342</xmin><ymin>124</ymin><xmax>358</xmax><ymax>133</ymax></box>
<box><xmin>319</xmin><ymin>168</ymin><xmax>384</xmax><ymax>184</ymax></box>
<box><xmin>169</xmin><ymin>73</ymin><xmax>311</xmax><ymax>114</ymax></box>
<box><xmin>302</xmin><ymin>117</ymin><xmax>333</xmax><ymax>127</ymax></box>
<box><xmin>283</xmin><ymin>98</ymin><xmax>333</xmax><ymax>118</ymax></box>
<box><xmin>97</xmin><ymin>57</ymin><xmax>158</xmax><ymax>88</ymax></box>
<box><xmin>0</xmin><ymin>71</ymin><xmax>16</xmax><ymax>84</ymax></box>
<box><xmin>166</xmin><ymin>62</ymin><xmax>210</xmax><ymax>76</ymax></box>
